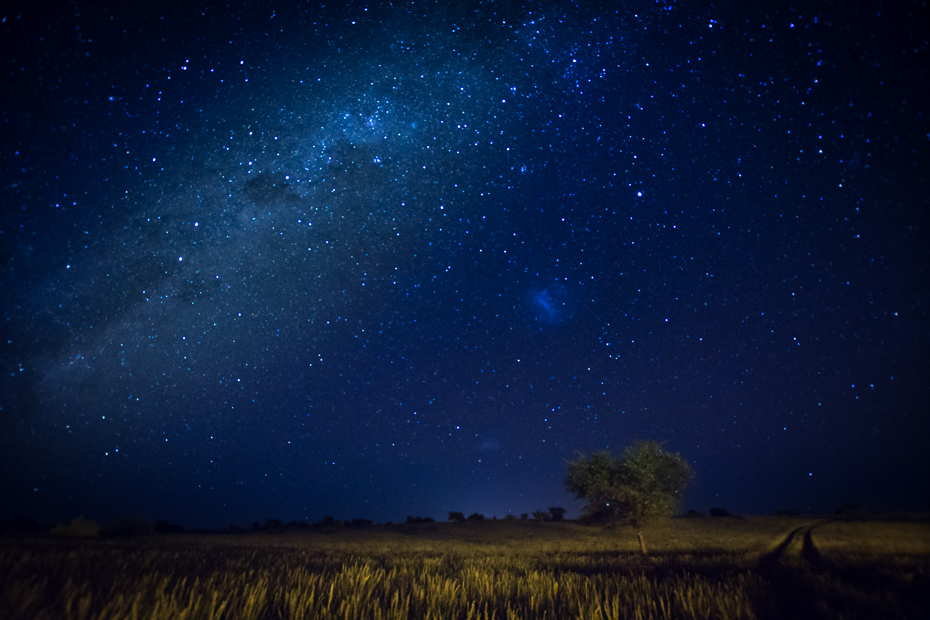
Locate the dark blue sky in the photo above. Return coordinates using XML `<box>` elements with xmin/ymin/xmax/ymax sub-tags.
<box><xmin>2</xmin><ymin>0</ymin><xmax>928</xmax><ymax>529</ymax></box>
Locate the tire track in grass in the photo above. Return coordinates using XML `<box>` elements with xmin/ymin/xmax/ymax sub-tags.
<box><xmin>755</xmin><ymin>521</ymin><xmax>830</xmax><ymax>620</ymax></box>
<box><xmin>756</xmin><ymin>520</ymin><xmax>928</xmax><ymax>619</ymax></box>
<box><xmin>800</xmin><ymin>524</ymin><xmax>827</xmax><ymax>571</ymax></box>
<box><xmin>758</xmin><ymin>523</ymin><xmax>809</xmax><ymax>570</ymax></box>
<box><xmin>758</xmin><ymin>521</ymin><xmax>830</xmax><ymax>570</ymax></box>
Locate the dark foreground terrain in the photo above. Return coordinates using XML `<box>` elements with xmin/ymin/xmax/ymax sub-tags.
<box><xmin>1</xmin><ymin>516</ymin><xmax>928</xmax><ymax>619</ymax></box>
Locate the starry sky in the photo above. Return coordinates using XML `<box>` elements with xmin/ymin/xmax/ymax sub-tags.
<box><xmin>2</xmin><ymin>1</ymin><xmax>928</xmax><ymax>529</ymax></box>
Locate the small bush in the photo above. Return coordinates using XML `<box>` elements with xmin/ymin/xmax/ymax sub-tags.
<box><xmin>448</xmin><ymin>511</ymin><xmax>466</xmax><ymax>523</ymax></box>
<box><xmin>466</xmin><ymin>513</ymin><xmax>485</xmax><ymax>522</ymax></box>
<box><xmin>548</xmin><ymin>507</ymin><xmax>566</xmax><ymax>521</ymax></box>
<box><xmin>101</xmin><ymin>518</ymin><xmax>153</xmax><ymax>538</ymax></box>
<box><xmin>835</xmin><ymin>503</ymin><xmax>869</xmax><ymax>519</ymax></box>
<box><xmin>154</xmin><ymin>519</ymin><xmax>185</xmax><ymax>533</ymax></box>
<box><xmin>710</xmin><ymin>508</ymin><xmax>731</xmax><ymax>517</ymax></box>
<box><xmin>312</xmin><ymin>516</ymin><xmax>338</xmax><ymax>529</ymax></box>
<box><xmin>52</xmin><ymin>516</ymin><xmax>100</xmax><ymax>538</ymax></box>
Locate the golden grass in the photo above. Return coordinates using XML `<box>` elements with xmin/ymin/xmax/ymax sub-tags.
<box><xmin>812</xmin><ymin>519</ymin><xmax>930</xmax><ymax>556</ymax></box>
<box><xmin>1</xmin><ymin>517</ymin><xmax>927</xmax><ymax>620</ymax></box>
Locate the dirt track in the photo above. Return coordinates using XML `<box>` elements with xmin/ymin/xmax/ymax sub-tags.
<box><xmin>754</xmin><ymin>520</ymin><xmax>930</xmax><ymax>619</ymax></box>
<box><xmin>758</xmin><ymin>520</ymin><xmax>830</xmax><ymax>571</ymax></box>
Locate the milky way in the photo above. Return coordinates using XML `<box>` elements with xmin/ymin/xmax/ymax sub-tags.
<box><xmin>2</xmin><ymin>1</ymin><xmax>927</xmax><ymax>527</ymax></box>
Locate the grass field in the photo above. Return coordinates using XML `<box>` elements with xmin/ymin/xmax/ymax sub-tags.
<box><xmin>1</xmin><ymin>516</ymin><xmax>928</xmax><ymax>619</ymax></box>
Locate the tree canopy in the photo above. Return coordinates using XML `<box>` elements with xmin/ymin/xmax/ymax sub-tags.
<box><xmin>565</xmin><ymin>440</ymin><xmax>694</xmax><ymax>554</ymax></box>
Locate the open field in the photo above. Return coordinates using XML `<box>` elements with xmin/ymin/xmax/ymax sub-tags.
<box><xmin>1</xmin><ymin>517</ymin><xmax>928</xmax><ymax>619</ymax></box>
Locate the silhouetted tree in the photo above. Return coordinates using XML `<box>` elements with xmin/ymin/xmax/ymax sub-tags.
<box><xmin>448</xmin><ymin>511</ymin><xmax>466</xmax><ymax>523</ymax></box>
<box><xmin>565</xmin><ymin>440</ymin><xmax>694</xmax><ymax>555</ymax></box>
<box><xmin>835</xmin><ymin>503</ymin><xmax>868</xmax><ymax>519</ymax></box>
<box><xmin>154</xmin><ymin>519</ymin><xmax>185</xmax><ymax>533</ymax></box>
<box><xmin>313</xmin><ymin>516</ymin><xmax>337</xmax><ymax>529</ymax></box>
<box><xmin>466</xmin><ymin>513</ymin><xmax>485</xmax><ymax>522</ymax></box>
<box><xmin>532</xmin><ymin>510</ymin><xmax>549</xmax><ymax>520</ymax></box>
<box><xmin>0</xmin><ymin>519</ymin><xmax>47</xmax><ymax>535</ymax></box>
<box><xmin>52</xmin><ymin>516</ymin><xmax>100</xmax><ymax>538</ymax></box>
<box><xmin>102</xmin><ymin>518</ymin><xmax>154</xmax><ymax>537</ymax></box>
<box><xmin>520</xmin><ymin>513</ymin><xmax>529</xmax><ymax>520</ymax></box>
<box><xmin>548</xmin><ymin>507</ymin><xmax>566</xmax><ymax>521</ymax></box>
<box><xmin>405</xmin><ymin>516</ymin><xmax>435</xmax><ymax>524</ymax></box>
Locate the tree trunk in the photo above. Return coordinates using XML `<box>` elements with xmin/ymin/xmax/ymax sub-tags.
<box><xmin>634</xmin><ymin>529</ymin><xmax>648</xmax><ymax>555</ymax></box>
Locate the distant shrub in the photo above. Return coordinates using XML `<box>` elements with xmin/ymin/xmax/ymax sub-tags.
<box><xmin>532</xmin><ymin>510</ymin><xmax>549</xmax><ymax>521</ymax></box>
<box><xmin>52</xmin><ymin>516</ymin><xmax>100</xmax><ymax>538</ymax></box>
<box><xmin>448</xmin><ymin>511</ymin><xmax>466</xmax><ymax>523</ymax></box>
<box><xmin>520</xmin><ymin>513</ymin><xmax>529</xmax><ymax>520</ymax></box>
<box><xmin>682</xmin><ymin>509</ymin><xmax>704</xmax><ymax>518</ymax></box>
<box><xmin>313</xmin><ymin>516</ymin><xmax>338</xmax><ymax>529</ymax></box>
<box><xmin>835</xmin><ymin>503</ymin><xmax>869</xmax><ymax>519</ymax></box>
<box><xmin>0</xmin><ymin>519</ymin><xmax>48</xmax><ymax>535</ymax></box>
<box><xmin>466</xmin><ymin>513</ymin><xmax>485</xmax><ymax>522</ymax></box>
<box><xmin>154</xmin><ymin>519</ymin><xmax>185</xmax><ymax>533</ymax></box>
<box><xmin>102</xmin><ymin>518</ymin><xmax>154</xmax><ymax>538</ymax></box>
<box><xmin>548</xmin><ymin>507</ymin><xmax>566</xmax><ymax>521</ymax></box>
<box><xmin>710</xmin><ymin>508</ymin><xmax>731</xmax><ymax>517</ymax></box>
<box><xmin>504</xmin><ymin>514</ymin><xmax>516</xmax><ymax>521</ymax></box>
<box><xmin>405</xmin><ymin>516</ymin><xmax>435</xmax><ymax>524</ymax></box>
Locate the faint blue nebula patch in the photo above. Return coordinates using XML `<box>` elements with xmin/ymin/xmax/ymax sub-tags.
<box><xmin>478</xmin><ymin>437</ymin><xmax>501</xmax><ymax>451</ymax></box>
<box><xmin>525</xmin><ymin>285</ymin><xmax>575</xmax><ymax>326</ymax></box>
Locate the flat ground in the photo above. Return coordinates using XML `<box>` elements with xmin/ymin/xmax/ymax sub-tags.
<box><xmin>2</xmin><ymin>516</ymin><xmax>928</xmax><ymax>619</ymax></box>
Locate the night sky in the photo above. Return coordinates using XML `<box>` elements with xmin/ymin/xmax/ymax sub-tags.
<box><xmin>2</xmin><ymin>1</ymin><xmax>928</xmax><ymax>530</ymax></box>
